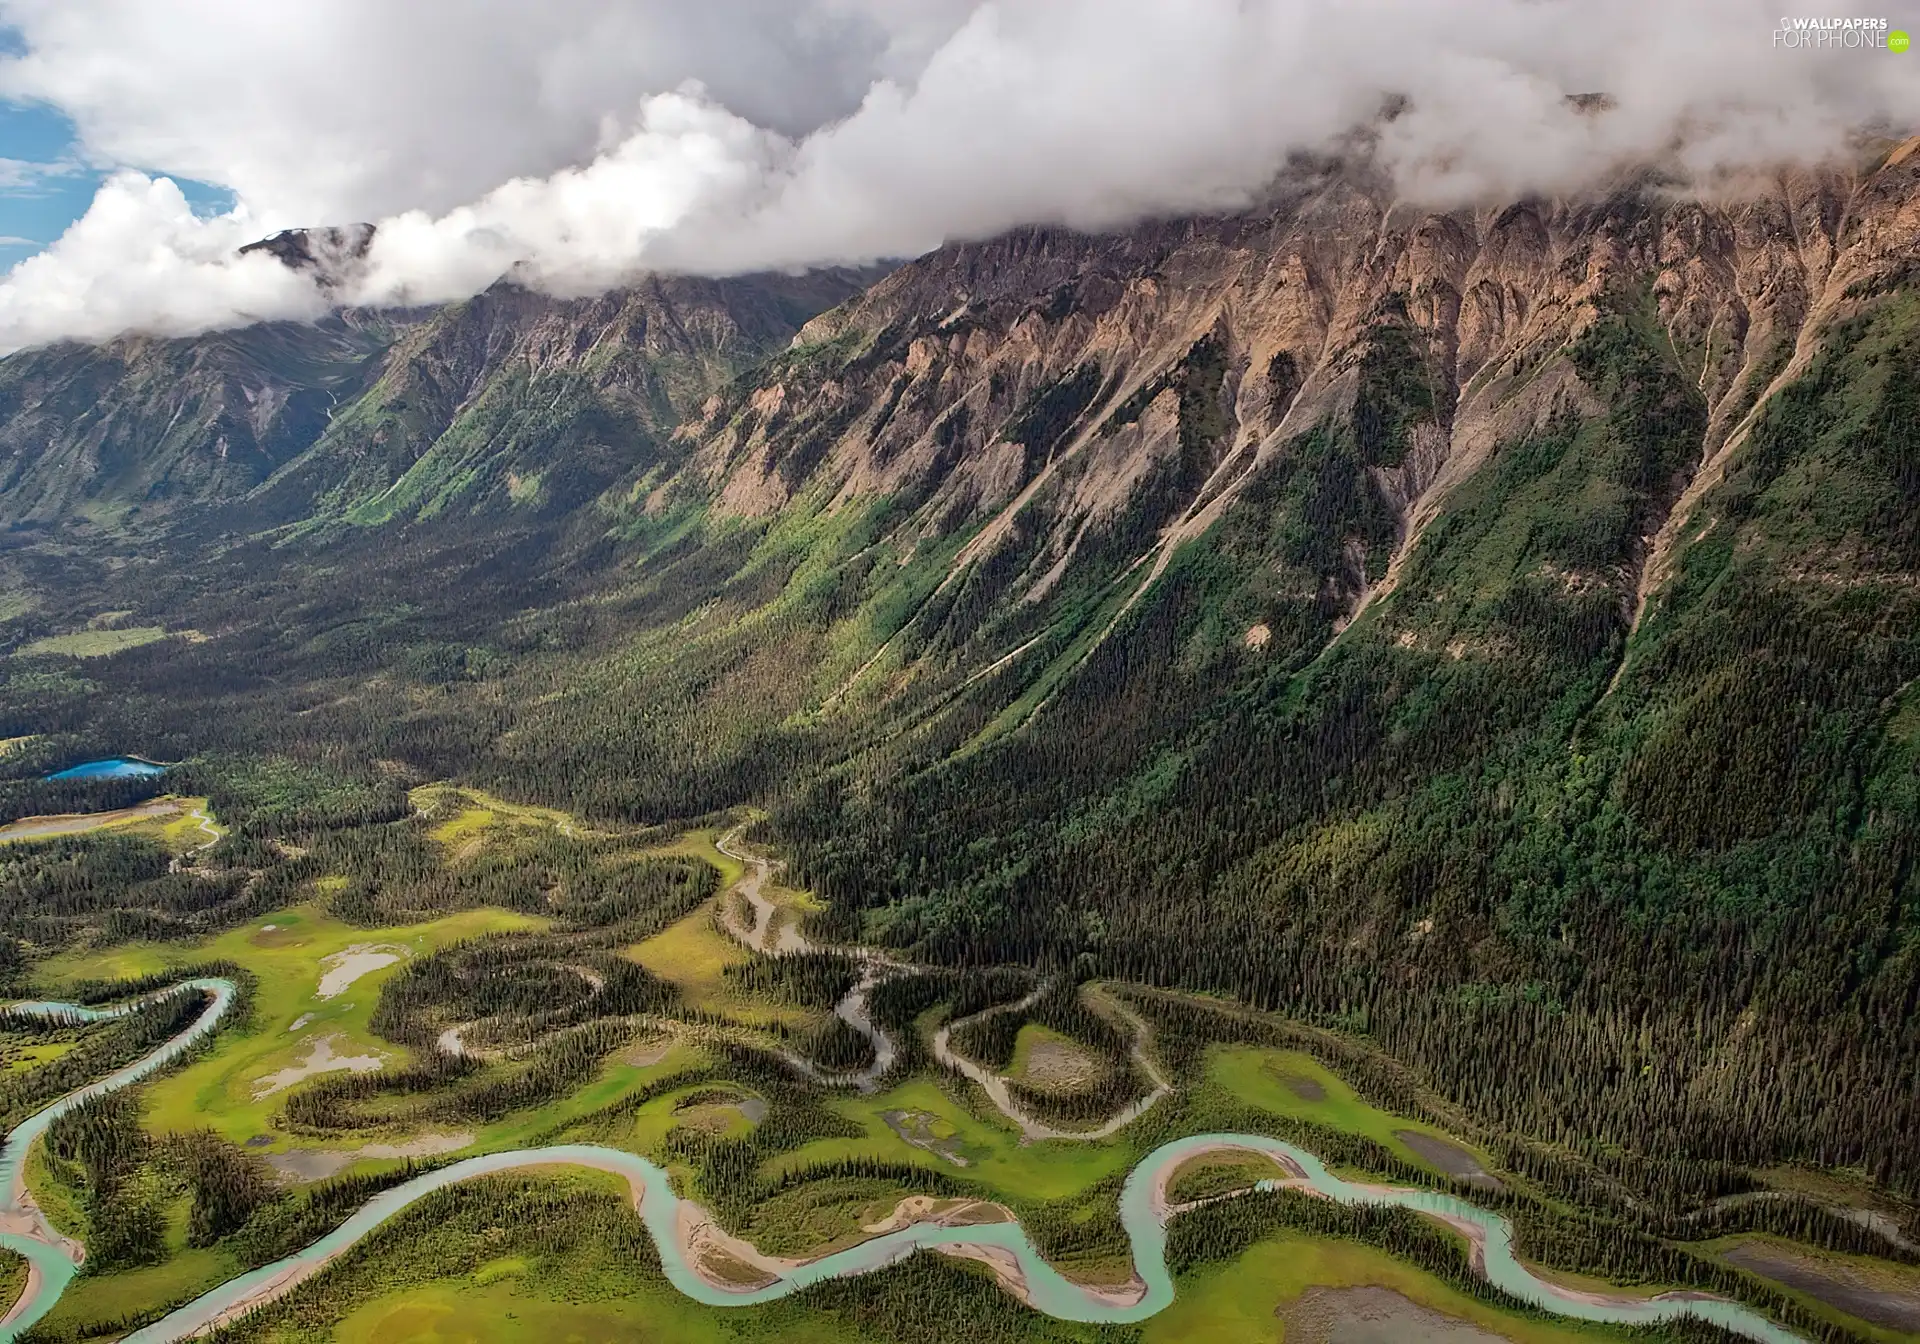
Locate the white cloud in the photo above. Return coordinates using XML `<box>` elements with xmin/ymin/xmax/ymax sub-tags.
<box><xmin>350</xmin><ymin>90</ymin><xmax>790</xmax><ymax>307</ymax></box>
<box><xmin>0</xmin><ymin>0</ymin><xmax>1916</xmax><ymax>353</ymax></box>
<box><xmin>0</xmin><ymin>172</ymin><xmax>325</xmax><ymax>352</ymax></box>
<box><xmin>0</xmin><ymin>156</ymin><xmax>82</xmax><ymax>194</ymax></box>
<box><xmin>0</xmin><ymin>0</ymin><xmax>958</xmax><ymax>223</ymax></box>
<box><xmin>0</xmin><ymin>236</ymin><xmax>37</xmax><ymax>247</ymax></box>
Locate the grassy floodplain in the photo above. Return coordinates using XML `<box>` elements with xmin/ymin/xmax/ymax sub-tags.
<box><xmin>411</xmin><ymin>783</ymin><xmax>587</xmax><ymax>853</ymax></box>
<box><xmin>1142</xmin><ymin>1231</ymin><xmax>1628</xmax><ymax>1344</ymax></box>
<box><xmin>1206</xmin><ymin>1044</ymin><xmax>1501</xmax><ymax>1179</ymax></box>
<box><xmin>625</xmin><ymin>828</ymin><xmax>821</xmax><ymax>1030</ymax></box>
<box><xmin>766</xmin><ymin>1076</ymin><xmax>1134</xmax><ymax>1200</ymax></box>
<box><xmin>1009</xmin><ymin>1023</ymin><xmax>1107</xmax><ymax>1092</ymax></box>
<box><xmin>32</xmin><ymin>903</ymin><xmax>546</xmax><ymax>1145</ymax></box>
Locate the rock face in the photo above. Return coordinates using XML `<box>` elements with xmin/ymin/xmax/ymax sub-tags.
<box><xmin>657</xmin><ymin>144</ymin><xmax>1920</xmax><ymax>671</ymax></box>
<box><xmin>0</xmin><ymin>317</ymin><xmax>396</xmax><ymax>530</ymax></box>
<box><xmin>7</xmin><ymin>144</ymin><xmax>1916</xmax><ymax>576</ymax></box>
<box><xmin>248</xmin><ymin>266</ymin><xmax>882</xmax><ymax>528</ymax></box>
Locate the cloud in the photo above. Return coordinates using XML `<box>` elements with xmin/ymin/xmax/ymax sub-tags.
<box><xmin>0</xmin><ymin>0</ymin><xmax>963</xmax><ymax>223</ymax></box>
<box><xmin>0</xmin><ymin>172</ymin><xmax>324</xmax><ymax>352</ymax></box>
<box><xmin>0</xmin><ymin>155</ymin><xmax>82</xmax><ymax>194</ymax></box>
<box><xmin>0</xmin><ymin>236</ymin><xmax>36</xmax><ymax>247</ymax></box>
<box><xmin>0</xmin><ymin>0</ymin><xmax>1916</xmax><ymax>353</ymax></box>
<box><xmin>349</xmin><ymin>91</ymin><xmax>791</xmax><ymax>306</ymax></box>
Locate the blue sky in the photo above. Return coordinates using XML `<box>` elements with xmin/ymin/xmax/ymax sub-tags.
<box><xmin>0</xmin><ymin>26</ymin><xmax>231</xmax><ymax>267</ymax></box>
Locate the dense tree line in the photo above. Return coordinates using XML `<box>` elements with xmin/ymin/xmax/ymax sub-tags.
<box><xmin>223</xmin><ymin>1160</ymin><xmax>451</xmax><ymax>1269</ymax></box>
<box><xmin>169</xmin><ymin>1128</ymin><xmax>277</xmax><ymax>1246</ymax></box>
<box><xmin>284</xmin><ymin>1019</ymin><xmax>632</xmax><ymax>1133</ymax></box>
<box><xmin>867</xmin><ymin>967</ymin><xmax>1035</xmax><ymax>1077</ymax></box>
<box><xmin>0</xmin><ymin>774</ymin><xmax>166</xmax><ymax>828</ymax></box>
<box><xmin>42</xmin><ymin>1090</ymin><xmax>166</xmax><ymax>1272</ymax></box>
<box><xmin>795</xmin><ymin>1012</ymin><xmax>877</xmax><ymax>1073</ymax></box>
<box><xmin>724</xmin><ymin>951</ymin><xmax>861</xmax><ymax>1008</ymax></box>
<box><xmin>0</xmin><ymin>834</ymin><xmax>259</xmax><ymax>953</ymax></box>
<box><xmin>372</xmin><ymin>935</ymin><xmax>674</xmax><ymax>1053</ymax></box>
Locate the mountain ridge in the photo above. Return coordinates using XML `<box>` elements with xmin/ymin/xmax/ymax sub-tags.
<box><xmin>621</xmin><ymin>144</ymin><xmax>1920</xmax><ymax>722</ymax></box>
<box><xmin>0</xmin><ymin>265</ymin><xmax>883</xmax><ymax>540</ymax></box>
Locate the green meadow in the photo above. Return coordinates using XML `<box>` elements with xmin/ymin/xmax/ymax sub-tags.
<box><xmin>766</xmin><ymin>1077</ymin><xmax>1135</xmax><ymax>1202</ymax></box>
<box><xmin>1143</xmin><ymin>1231</ymin><xmax>1628</xmax><ymax>1344</ymax></box>
<box><xmin>34</xmin><ymin>903</ymin><xmax>546</xmax><ymax>1146</ymax></box>
<box><xmin>1206</xmin><ymin>1044</ymin><xmax>1500</xmax><ymax>1178</ymax></box>
<box><xmin>16</xmin><ymin>626</ymin><xmax>171</xmax><ymax>658</ymax></box>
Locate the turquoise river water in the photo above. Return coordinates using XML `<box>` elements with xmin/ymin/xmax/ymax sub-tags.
<box><xmin>0</xmin><ymin>980</ymin><xmax>1804</xmax><ymax>1344</ymax></box>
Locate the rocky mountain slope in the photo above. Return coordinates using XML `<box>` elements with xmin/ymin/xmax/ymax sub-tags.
<box><xmin>498</xmin><ymin>141</ymin><xmax>1919</xmax><ymax>825</ymax></box>
<box><xmin>513</xmin><ymin>140</ymin><xmax>1917</xmax><ymax>1182</ymax></box>
<box><xmin>251</xmin><ymin>266</ymin><xmax>880</xmax><ymax>531</ymax></box>
<box><xmin>0</xmin><ymin>264</ymin><xmax>875</xmax><ymax>536</ymax></box>
<box><xmin>0</xmin><ymin>316</ymin><xmax>396</xmax><ymax>532</ymax></box>
<box><xmin>653</xmin><ymin>144</ymin><xmax>1920</xmax><ymax>695</ymax></box>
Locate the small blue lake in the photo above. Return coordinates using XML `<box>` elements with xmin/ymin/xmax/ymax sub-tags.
<box><xmin>45</xmin><ymin>758</ymin><xmax>167</xmax><ymax>782</ymax></box>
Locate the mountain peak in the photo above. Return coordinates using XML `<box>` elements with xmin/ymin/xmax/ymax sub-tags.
<box><xmin>238</xmin><ymin>224</ymin><xmax>376</xmax><ymax>291</ymax></box>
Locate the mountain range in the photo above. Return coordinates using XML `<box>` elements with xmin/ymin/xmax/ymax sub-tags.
<box><xmin>1</xmin><ymin>138</ymin><xmax>1916</xmax><ymax>1183</ymax></box>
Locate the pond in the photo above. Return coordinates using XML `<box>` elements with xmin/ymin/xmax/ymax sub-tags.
<box><xmin>43</xmin><ymin>757</ymin><xmax>167</xmax><ymax>781</ymax></box>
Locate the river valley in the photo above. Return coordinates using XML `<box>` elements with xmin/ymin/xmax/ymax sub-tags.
<box><xmin>0</xmin><ymin>832</ymin><xmax>1816</xmax><ymax>1344</ymax></box>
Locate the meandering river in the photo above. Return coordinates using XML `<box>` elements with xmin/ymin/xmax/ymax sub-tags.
<box><xmin>0</xmin><ymin>979</ymin><xmax>235</xmax><ymax>1338</ymax></box>
<box><xmin>0</xmin><ymin>971</ymin><xmax>1807</xmax><ymax>1344</ymax></box>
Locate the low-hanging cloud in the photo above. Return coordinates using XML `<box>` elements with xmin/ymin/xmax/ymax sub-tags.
<box><xmin>0</xmin><ymin>0</ymin><xmax>1915</xmax><ymax>354</ymax></box>
<box><xmin>0</xmin><ymin>173</ymin><xmax>324</xmax><ymax>350</ymax></box>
